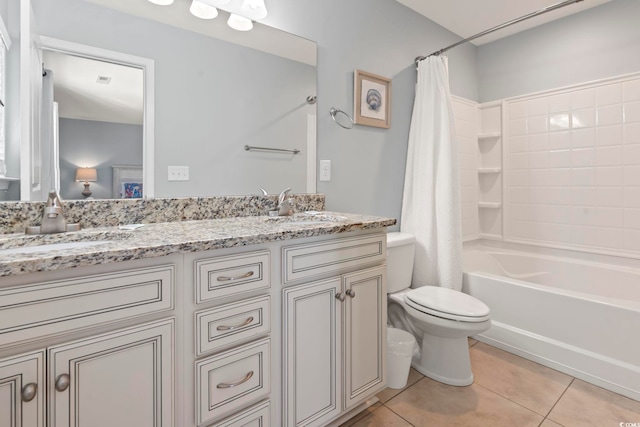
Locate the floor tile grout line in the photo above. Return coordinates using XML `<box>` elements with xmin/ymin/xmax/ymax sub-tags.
<box><xmin>473</xmin><ymin>380</ymin><xmax>556</xmax><ymax>419</ymax></box>
<box><xmin>543</xmin><ymin>377</ymin><xmax>575</xmax><ymax>422</ymax></box>
<box><xmin>382</xmin><ymin>401</ymin><xmax>416</xmax><ymax>426</ymax></box>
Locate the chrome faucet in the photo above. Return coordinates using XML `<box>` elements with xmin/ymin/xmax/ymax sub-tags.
<box><xmin>277</xmin><ymin>188</ymin><xmax>293</xmax><ymax>216</ymax></box>
<box><xmin>40</xmin><ymin>190</ymin><xmax>68</xmax><ymax>234</ymax></box>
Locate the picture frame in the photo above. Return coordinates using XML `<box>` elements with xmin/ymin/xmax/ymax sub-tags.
<box><xmin>353</xmin><ymin>69</ymin><xmax>391</xmax><ymax>129</ymax></box>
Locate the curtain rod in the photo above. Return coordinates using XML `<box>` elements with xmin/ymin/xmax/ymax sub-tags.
<box><xmin>415</xmin><ymin>0</ymin><xmax>584</xmax><ymax>63</ymax></box>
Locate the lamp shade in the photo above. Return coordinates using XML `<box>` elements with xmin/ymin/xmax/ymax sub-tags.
<box><xmin>75</xmin><ymin>167</ymin><xmax>97</xmax><ymax>182</ymax></box>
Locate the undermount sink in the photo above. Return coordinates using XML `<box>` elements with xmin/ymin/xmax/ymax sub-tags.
<box><xmin>0</xmin><ymin>240</ymin><xmax>112</xmax><ymax>255</ymax></box>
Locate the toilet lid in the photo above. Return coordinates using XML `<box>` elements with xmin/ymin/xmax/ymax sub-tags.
<box><xmin>405</xmin><ymin>287</ymin><xmax>491</xmax><ymax>322</ymax></box>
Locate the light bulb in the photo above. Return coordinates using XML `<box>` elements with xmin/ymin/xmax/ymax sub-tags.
<box><xmin>227</xmin><ymin>14</ymin><xmax>253</xmax><ymax>31</ymax></box>
<box><xmin>147</xmin><ymin>0</ymin><xmax>174</xmax><ymax>5</ymax></box>
<box><xmin>190</xmin><ymin>0</ymin><xmax>218</xmax><ymax>19</ymax></box>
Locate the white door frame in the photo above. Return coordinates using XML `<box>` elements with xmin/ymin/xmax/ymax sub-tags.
<box><xmin>30</xmin><ymin>36</ymin><xmax>155</xmax><ymax>199</ymax></box>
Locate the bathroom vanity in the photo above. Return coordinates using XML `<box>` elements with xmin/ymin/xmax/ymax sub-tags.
<box><xmin>0</xmin><ymin>208</ymin><xmax>394</xmax><ymax>427</ymax></box>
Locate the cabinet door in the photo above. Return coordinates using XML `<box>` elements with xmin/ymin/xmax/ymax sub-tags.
<box><xmin>343</xmin><ymin>266</ymin><xmax>386</xmax><ymax>410</ymax></box>
<box><xmin>48</xmin><ymin>319</ymin><xmax>174</xmax><ymax>427</ymax></box>
<box><xmin>0</xmin><ymin>352</ymin><xmax>44</xmax><ymax>427</ymax></box>
<box><xmin>283</xmin><ymin>278</ymin><xmax>342</xmax><ymax>427</ymax></box>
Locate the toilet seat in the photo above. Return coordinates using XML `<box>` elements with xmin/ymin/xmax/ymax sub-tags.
<box><xmin>405</xmin><ymin>287</ymin><xmax>490</xmax><ymax>322</ymax></box>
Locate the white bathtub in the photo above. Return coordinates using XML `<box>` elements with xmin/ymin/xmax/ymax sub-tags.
<box><xmin>462</xmin><ymin>246</ymin><xmax>640</xmax><ymax>401</ymax></box>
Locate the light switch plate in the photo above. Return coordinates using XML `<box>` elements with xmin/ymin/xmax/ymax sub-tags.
<box><xmin>168</xmin><ymin>166</ymin><xmax>189</xmax><ymax>181</ymax></box>
<box><xmin>319</xmin><ymin>160</ymin><xmax>331</xmax><ymax>181</ymax></box>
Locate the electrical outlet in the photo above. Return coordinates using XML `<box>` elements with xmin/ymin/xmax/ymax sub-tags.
<box><xmin>319</xmin><ymin>160</ymin><xmax>331</xmax><ymax>181</ymax></box>
<box><xmin>168</xmin><ymin>166</ymin><xmax>189</xmax><ymax>181</ymax></box>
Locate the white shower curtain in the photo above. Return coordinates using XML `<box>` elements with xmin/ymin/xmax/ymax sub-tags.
<box><xmin>400</xmin><ymin>56</ymin><xmax>463</xmax><ymax>291</ymax></box>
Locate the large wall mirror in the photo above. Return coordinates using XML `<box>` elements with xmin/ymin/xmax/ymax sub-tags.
<box><xmin>4</xmin><ymin>0</ymin><xmax>317</xmax><ymax>201</ymax></box>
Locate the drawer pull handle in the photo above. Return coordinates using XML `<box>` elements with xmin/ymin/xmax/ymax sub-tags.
<box><xmin>21</xmin><ymin>383</ymin><xmax>38</xmax><ymax>402</ymax></box>
<box><xmin>216</xmin><ymin>371</ymin><xmax>254</xmax><ymax>389</ymax></box>
<box><xmin>335</xmin><ymin>293</ymin><xmax>346</xmax><ymax>302</ymax></box>
<box><xmin>216</xmin><ymin>316</ymin><xmax>254</xmax><ymax>331</ymax></box>
<box><xmin>55</xmin><ymin>374</ymin><xmax>70</xmax><ymax>392</ymax></box>
<box><xmin>346</xmin><ymin>289</ymin><xmax>356</xmax><ymax>298</ymax></box>
<box><xmin>217</xmin><ymin>271</ymin><xmax>254</xmax><ymax>282</ymax></box>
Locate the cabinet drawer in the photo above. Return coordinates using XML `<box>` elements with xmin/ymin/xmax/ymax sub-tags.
<box><xmin>195</xmin><ymin>251</ymin><xmax>270</xmax><ymax>304</ymax></box>
<box><xmin>211</xmin><ymin>400</ymin><xmax>270</xmax><ymax>427</ymax></box>
<box><xmin>196</xmin><ymin>338</ymin><xmax>270</xmax><ymax>426</ymax></box>
<box><xmin>0</xmin><ymin>265</ymin><xmax>174</xmax><ymax>346</ymax></box>
<box><xmin>195</xmin><ymin>296</ymin><xmax>270</xmax><ymax>356</ymax></box>
<box><xmin>282</xmin><ymin>234</ymin><xmax>385</xmax><ymax>283</ymax></box>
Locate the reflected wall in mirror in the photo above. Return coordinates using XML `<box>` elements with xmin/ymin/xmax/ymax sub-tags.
<box><xmin>8</xmin><ymin>0</ymin><xmax>317</xmax><ymax>201</ymax></box>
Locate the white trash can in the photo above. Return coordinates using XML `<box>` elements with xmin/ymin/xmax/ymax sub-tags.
<box><xmin>386</xmin><ymin>327</ymin><xmax>418</xmax><ymax>389</ymax></box>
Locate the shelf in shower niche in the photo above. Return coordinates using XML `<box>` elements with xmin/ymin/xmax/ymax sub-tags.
<box><xmin>478</xmin><ymin>202</ymin><xmax>502</xmax><ymax>209</ymax></box>
<box><xmin>478</xmin><ymin>132</ymin><xmax>501</xmax><ymax>140</ymax></box>
<box><xmin>478</xmin><ymin>167</ymin><xmax>502</xmax><ymax>174</ymax></box>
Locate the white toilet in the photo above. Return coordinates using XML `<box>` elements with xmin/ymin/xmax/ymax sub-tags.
<box><xmin>386</xmin><ymin>232</ymin><xmax>491</xmax><ymax>386</ymax></box>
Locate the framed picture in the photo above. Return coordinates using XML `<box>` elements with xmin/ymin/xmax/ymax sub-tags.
<box><xmin>353</xmin><ymin>69</ymin><xmax>391</xmax><ymax>128</ymax></box>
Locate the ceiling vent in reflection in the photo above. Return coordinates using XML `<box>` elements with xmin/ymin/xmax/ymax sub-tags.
<box><xmin>96</xmin><ymin>75</ymin><xmax>112</xmax><ymax>85</ymax></box>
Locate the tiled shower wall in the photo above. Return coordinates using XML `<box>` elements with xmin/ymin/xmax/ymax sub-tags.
<box><xmin>505</xmin><ymin>75</ymin><xmax>640</xmax><ymax>255</ymax></box>
<box><xmin>452</xmin><ymin>96</ymin><xmax>479</xmax><ymax>240</ymax></box>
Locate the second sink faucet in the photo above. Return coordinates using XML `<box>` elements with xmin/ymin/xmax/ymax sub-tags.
<box><xmin>278</xmin><ymin>188</ymin><xmax>293</xmax><ymax>216</ymax></box>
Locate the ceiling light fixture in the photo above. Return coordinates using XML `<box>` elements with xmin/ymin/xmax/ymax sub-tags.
<box><xmin>147</xmin><ymin>0</ymin><xmax>174</xmax><ymax>5</ymax></box>
<box><xmin>190</xmin><ymin>0</ymin><xmax>218</xmax><ymax>19</ymax></box>
<box><xmin>227</xmin><ymin>13</ymin><xmax>253</xmax><ymax>31</ymax></box>
<box><xmin>149</xmin><ymin>0</ymin><xmax>267</xmax><ymax>31</ymax></box>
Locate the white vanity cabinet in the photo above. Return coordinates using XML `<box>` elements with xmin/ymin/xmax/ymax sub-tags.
<box><xmin>0</xmin><ymin>351</ymin><xmax>43</xmax><ymax>427</ymax></box>
<box><xmin>0</xmin><ymin>223</ymin><xmax>391</xmax><ymax>427</ymax></box>
<box><xmin>0</xmin><ymin>256</ymin><xmax>179</xmax><ymax>427</ymax></box>
<box><xmin>282</xmin><ymin>234</ymin><xmax>387</xmax><ymax>427</ymax></box>
<box><xmin>185</xmin><ymin>249</ymin><xmax>273</xmax><ymax>427</ymax></box>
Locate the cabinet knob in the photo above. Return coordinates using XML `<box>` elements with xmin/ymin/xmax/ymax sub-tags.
<box><xmin>335</xmin><ymin>293</ymin><xmax>346</xmax><ymax>302</ymax></box>
<box><xmin>346</xmin><ymin>289</ymin><xmax>356</xmax><ymax>298</ymax></box>
<box><xmin>55</xmin><ymin>374</ymin><xmax>70</xmax><ymax>392</ymax></box>
<box><xmin>21</xmin><ymin>383</ymin><xmax>38</xmax><ymax>402</ymax></box>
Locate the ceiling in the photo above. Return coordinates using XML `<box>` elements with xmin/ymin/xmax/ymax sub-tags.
<box><xmin>43</xmin><ymin>50</ymin><xmax>144</xmax><ymax>125</ymax></box>
<box><xmin>396</xmin><ymin>0</ymin><xmax>612</xmax><ymax>46</ymax></box>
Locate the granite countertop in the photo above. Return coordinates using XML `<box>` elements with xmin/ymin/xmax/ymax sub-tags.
<box><xmin>0</xmin><ymin>212</ymin><xmax>396</xmax><ymax>277</ymax></box>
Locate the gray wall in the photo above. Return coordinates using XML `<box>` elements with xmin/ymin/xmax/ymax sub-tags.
<box><xmin>58</xmin><ymin>118</ymin><xmax>143</xmax><ymax>200</ymax></box>
<box><xmin>478</xmin><ymin>0</ymin><xmax>640</xmax><ymax>102</ymax></box>
<box><xmin>262</xmin><ymin>0</ymin><xmax>478</xmax><ymax>224</ymax></box>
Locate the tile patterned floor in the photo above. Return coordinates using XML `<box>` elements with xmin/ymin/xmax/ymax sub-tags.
<box><xmin>340</xmin><ymin>340</ymin><xmax>640</xmax><ymax>427</ymax></box>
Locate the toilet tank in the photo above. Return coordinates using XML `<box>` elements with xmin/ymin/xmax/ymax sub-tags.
<box><xmin>386</xmin><ymin>232</ymin><xmax>416</xmax><ymax>293</ymax></box>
